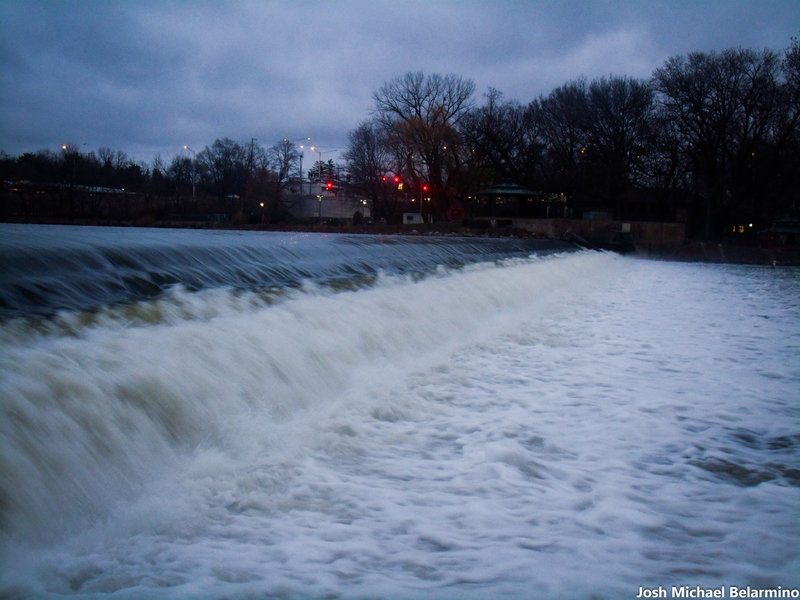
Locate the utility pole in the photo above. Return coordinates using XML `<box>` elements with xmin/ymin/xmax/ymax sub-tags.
<box><xmin>310</xmin><ymin>146</ymin><xmax>338</xmax><ymax>192</ymax></box>
<box><xmin>287</xmin><ymin>137</ymin><xmax>311</xmax><ymax>194</ymax></box>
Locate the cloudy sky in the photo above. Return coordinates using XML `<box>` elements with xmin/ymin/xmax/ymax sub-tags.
<box><xmin>1</xmin><ymin>0</ymin><xmax>798</xmax><ymax>166</ymax></box>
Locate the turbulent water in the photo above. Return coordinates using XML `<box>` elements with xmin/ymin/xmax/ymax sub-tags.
<box><xmin>1</xmin><ymin>224</ymin><xmax>798</xmax><ymax>599</ymax></box>
<box><xmin>0</xmin><ymin>224</ymin><xmax>567</xmax><ymax>321</ymax></box>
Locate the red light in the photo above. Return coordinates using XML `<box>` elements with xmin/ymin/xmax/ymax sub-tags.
<box><xmin>422</xmin><ymin>185</ymin><xmax>428</xmax><ymax>192</ymax></box>
<box><xmin>382</xmin><ymin>176</ymin><xmax>387</xmax><ymax>182</ymax></box>
<box><xmin>393</xmin><ymin>176</ymin><xmax>400</xmax><ymax>183</ymax></box>
<box><xmin>326</xmin><ymin>181</ymin><xmax>333</xmax><ymax>189</ymax></box>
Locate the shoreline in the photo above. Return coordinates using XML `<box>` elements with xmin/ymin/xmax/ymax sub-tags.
<box><xmin>635</xmin><ymin>240</ymin><xmax>800</xmax><ymax>267</ymax></box>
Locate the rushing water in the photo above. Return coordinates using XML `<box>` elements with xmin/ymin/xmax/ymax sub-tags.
<box><xmin>1</xmin><ymin>224</ymin><xmax>798</xmax><ymax>599</ymax></box>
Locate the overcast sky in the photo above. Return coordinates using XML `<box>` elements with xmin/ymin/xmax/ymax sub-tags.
<box><xmin>1</xmin><ymin>0</ymin><xmax>798</xmax><ymax>166</ymax></box>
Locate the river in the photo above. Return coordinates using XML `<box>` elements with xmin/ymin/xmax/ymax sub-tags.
<box><xmin>1</xmin><ymin>224</ymin><xmax>798</xmax><ymax>599</ymax></box>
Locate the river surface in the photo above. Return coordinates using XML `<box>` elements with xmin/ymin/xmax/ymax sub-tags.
<box><xmin>1</xmin><ymin>224</ymin><xmax>798</xmax><ymax>599</ymax></box>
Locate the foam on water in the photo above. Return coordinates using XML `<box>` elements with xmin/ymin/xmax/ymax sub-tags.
<box><xmin>1</xmin><ymin>232</ymin><xmax>798</xmax><ymax>599</ymax></box>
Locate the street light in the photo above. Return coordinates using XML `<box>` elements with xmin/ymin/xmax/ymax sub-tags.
<box><xmin>183</xmin><ymin>145</ymin><xmax>196</xmax><ymax>204</ymax></box>
<box><xmin>310</xmin><ymin>145</ymin><xmax>323</xmax><ymax>187</ymax></box>
<box><xmin>286</xmin><ymin>137</ymin><xmax>311</xmax><ymax>193</ymax></box>
<box><xmin>61</xmin><ymin>144</ymin><xmax>77</xmax><ymax>184</ymax></box>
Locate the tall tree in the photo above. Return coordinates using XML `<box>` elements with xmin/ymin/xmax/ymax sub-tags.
<box><xmin>197</xmin><ymin>138</ymin><xmax>248</xmax><ymax>209</ymax></box>
<box><xmin>255</xmin><ymin>138</ymin><xmax>298</xmax><ymax>220</ymax></box>
<box><xmin>459</xmin><ymin>88</ymin><xmax>543</xmax><ymax>190</ymax></box>
<box><xmin>636</xmin><ymin>104</ymin><xmax>692</xmax><ymax>220</ymax></box>
<box><xmin>267</xmin><ymin>139</ymin><xmax>296</xmax><ymax>186</ymax></box>
<box><xmin>583</xmin><ymin>76</ymin><xmax>656</xmax><ymax>212</ymax></box>
<box><xmin>167</xmin><ymin>154</ymin><xmax>195</xmax><ymax>210</ymax></box>
<box><xmin>372</xmin><ymin>72</ymin><xmax>475</xmax><ymax>214</ymax></box>
<box><xmin>344</xmin><ymin>121</ymin><xmax>394</xmax><ymax>219</ymax></box>
<box><xmin>532</xmin><ymin>79</ymin><xmax>590</xmax><ymax>205</ymax></box>
<box><xmin>653</xmin><ymin>47</ymin><xmax>786</xmax><ymax>235</ymax></box>
<box><xmin>767</xmin><ymin>36</ymin><xmax>800</xmax><ymax>220</ymax></box>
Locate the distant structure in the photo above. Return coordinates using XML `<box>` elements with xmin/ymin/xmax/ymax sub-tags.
<box><xmin>472</xmin><ymin>180</ymin><xmax>571</xmax><ymax>220</ymax></box>
<box><xmin>284</xmin><ymin>185</ymin><xmax>371</xmax><ymax>223</ymax></box>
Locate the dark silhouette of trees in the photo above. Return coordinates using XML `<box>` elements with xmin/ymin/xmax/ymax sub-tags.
<box><xmin>0</xmin><ymin>137</ymin><xmax>299</xmax><ymax>223</ymax></box>
<box><xmin>459</xmin><ymin>88</ymin><xmax>542</xmax><ymax>190</ymax></box>
<box><xmin>773</xmin><ymin>36</ymin><xmax>800</xmax><ymax>225</ymax></box>
<box><xmin>583</xmin><ymin>76</ymin><xmax>656</xmax><ymax>211</ymax></box>
<box><xmin>372</xmin><ymin>72</ymin><xmax>476</xmax><ymax>216</ymax></box>
<box><xmin>307</xmin><ymin>159</ymin><xmax>335</xmax><ymax>184</ymax></box>
<box><xmin>532</xmin><ymin>79</ymin><xmax>590</xmax><ymax>205</ymax></box>
<box><xmin>343</xmin><ymin>121</ymin><xmax>396</xmax><ymax>220</ymax></box>
<box><xmin>3</xmin><ymin>38</ymin><xmax>798</xmax><ymax>236</ymax></box>
<box><xmin>166</xmin><ymin>154</ymin><xmax>194</xmax><ymax>211</ymax></box>
<box><xmin>197</xmin><ymin>138</ymin><xmax>249</xmax><ymax>211</ymax></box>
<box><xmin>268</xmin><ymin>139</ymin><xmax>299</xmax><ymax>187</ymax></box>
<box><xmin>260</xmin><ymin>138</ymin><xmax>299</xmax><ymax>220</ymax></box>
<box><xmin>652</xmin><ymin>47</ymin><xmax>796</xmax><ymax>236</ymax></box>
<box><xmin>351</xmin><ymin>45</ymin><xmax>797</xmax><ymax>235</ymax></box>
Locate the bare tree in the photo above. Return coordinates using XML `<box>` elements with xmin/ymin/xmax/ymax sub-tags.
<box><xmin>583</xmin><ymin>76</ymin><xmax>656</xmax><ymax>210</ymax></box>
<box><xmin>167</xmin><ymin>154</ymin><xmax>194</xmax><ymax>210</ymax></box>
<box><xmin>344</xmin><ymin>121</ymin><xmax>394</xmax><ymax>219</ymax></box>
<box><xmin>635</xmin><ymin>104</ymin><xmax>692</xmax><ymax>218</ymax></box>
<box><xmin>251</xmin><ymin>138</ymin><xmax>298</xmax><ymax>220</ymax></box>
<box><xmin>267</xmin><ymin>139</ymin><xmax>297</xmax><ymax>187</ymax></box>
<box><xmin>532</xmin><ymin>79</ymin><xmax>590</xmax><ymax>204</ymax></box>
<box><xmin>653</xmin><ymin>47</ymin><xmax>787</xmax><ymax>235</ymax></box>
<box><xmin>460</xmin><ymin>88</ymin><xmax>543</xmax><ymax>190</ymax></box>
<box><xmin>372</xmin><ymin>72</ymin><xmax>475</xmax><ymax>215</ymax></box>
<box><xmin>197</xmin><ymin>138</ymin><xmax>248</xmax><ymax>209</ymax></box>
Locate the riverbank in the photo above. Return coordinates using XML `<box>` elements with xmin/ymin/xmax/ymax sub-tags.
<box><xmin>637</xmin><ymin>240</ymin><xmax>800</xmax><ymax>267</ymax></box>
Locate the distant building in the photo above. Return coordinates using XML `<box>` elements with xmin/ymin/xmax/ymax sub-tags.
<box><xmin>472</xmin><ymin>180</ymin><xmax>571</xmax><ymax>220</ymax></box>
<box><xmin>402</xmin><ymin>212</ymin><xmax>424</xmax><ymax>224</ymax></box>
<box><xmin>285</xmin><ymin>189</ymin><xmax>371</xmax><ymax>223</ymax></box>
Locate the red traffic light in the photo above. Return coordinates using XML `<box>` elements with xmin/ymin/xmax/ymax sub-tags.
<box><xmin>422</xmin><ymin>184</ymin><xmax>428</xmax><ymax>192</ymax></box>
<box><xmin>393</xmin><ymin>176</ymin><xmax>400</xmax><ymax>183</ymax></box>
<box><xmin>325</xmin><ymin>181</ymin><xmax>333</xmax><ymax>189</ymax></box>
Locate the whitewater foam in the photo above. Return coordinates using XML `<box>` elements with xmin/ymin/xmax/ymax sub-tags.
<box><xmin>1</xmin><ymin>229</ymin><xmax>798</xmax><ymax>599</ymax></box>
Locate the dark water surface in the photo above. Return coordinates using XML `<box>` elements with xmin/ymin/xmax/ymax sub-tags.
<box><xmin>0</xmin><ymin>224</ymin><xmax>570</xmax><ymax>319</ymax></box>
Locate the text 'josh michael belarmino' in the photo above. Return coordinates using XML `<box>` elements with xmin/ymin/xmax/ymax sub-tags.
<box><xmin>636</xmin><ymin>585</ymin><xmax>800</xmax><ymax>599</ymax></box>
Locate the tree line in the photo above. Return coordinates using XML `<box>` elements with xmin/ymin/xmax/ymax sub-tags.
<box><xmin>2</xmin><ymin>38</ymin><xmax>798</xmax><ymax>237</ymax></box>
<box><xmin>352</xmin><ymin>39</ymin><xmax>799</xmax><ymax>237</ymax></box>
<box><xmin>0</xmin><ymin>138</ymin><xmax>309</xmax><ymax>223</ymax></box>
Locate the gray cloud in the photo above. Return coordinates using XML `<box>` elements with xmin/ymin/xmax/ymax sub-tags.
<box><xmin>1</xmin><ymin>0</ymin><xmax>798</xmax><ymax>164</ymax></box>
